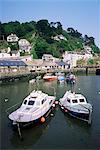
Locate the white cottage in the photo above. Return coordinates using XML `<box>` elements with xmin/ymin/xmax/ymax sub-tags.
<box><xmin>63</xmin><ymin>51</ymin><xmax>93</xmax><ymax>68</ymax></box>
<box><xmin>18</xmin><ymin>39</ymin><xmax>31</xmax><ymax>53</ymax></box>
<box><xmin>42</xmin><ymin>54</ymin><xmax>55</xmax><ymax>62</ymax></box>
<box><xmin>7</xmin><ymin>34</ymin><xmax>19</xmax><ymax>42</ymax></box>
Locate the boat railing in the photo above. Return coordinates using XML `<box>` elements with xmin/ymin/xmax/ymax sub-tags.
<box><xmin>5</xmin><ymin>101</ymin><xmax>22</xmax><ymax>115</ymax></box>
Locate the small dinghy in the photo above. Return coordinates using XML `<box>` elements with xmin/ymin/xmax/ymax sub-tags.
<box><xmin>57</xmin><ymin>73</ymin><xmax>65</xmax><ymax>83</ymax></box>
<box><xmin>59</xmin><ymin>91</ymin><xmax>92</xmax><ymax>124</ymax></box>
<box><xmin>29</xmin><ymin>79</ymin><xmax>36</xmax><ymax>84</ymax></box>
<box><xmin>8</xmin><ymin>90</ymin><xmax>56</xmax><ymax>126</ymax></box>
<box><xmin>43</xmin><ymin>73</ymin><xmax>57</xmax><ymax>81</ymax></box>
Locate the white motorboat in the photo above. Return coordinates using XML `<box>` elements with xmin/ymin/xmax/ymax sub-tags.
<box><xmin>66</xmin><ymin>73</ymin><xmax>76</xmax><ymax>84</ymax></box>
<box><xmin>59</xmin><ymin>91</ymin><xmax>92</xmax><ymax>124</ymax></box>
<box><xmin>8</xmin><ymin>90</ymin><xmax>56</xmax><ymax>125</ymax></box>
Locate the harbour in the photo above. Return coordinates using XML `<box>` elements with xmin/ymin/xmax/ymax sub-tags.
<box><xmin>0</xmin><ymin>75</ymin><xmax>100</xmax><ymax>149</ymax></box>
<box><xmin>0</xmin><ymin>66</ymin><xmax>100</xmax><ymax>84</ymax></box>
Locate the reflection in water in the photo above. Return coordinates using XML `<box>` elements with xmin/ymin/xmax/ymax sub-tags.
<box><xmin>63</xmin><ymin>111</ymin><xmax>91</xmax><ymax>132</ymax></box>
<box><xmin>0</xmin><ymin>76</ymin><xmax>100</xmax><ymax>149</ymax></box>
<box><xmin>2</xmin><ymin>110</ymin><xmax>56</xmax><ymax>149</ymax></box>
<box><xmin>10</xmin><ymin>120</ymin><xmax>50</xmax><ymax>148</ymax></box>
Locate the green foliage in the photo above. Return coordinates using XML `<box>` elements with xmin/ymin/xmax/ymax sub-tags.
<box><xmin>1</xmin><ymin>21</ymin><xmax>36</xmax><ymax>39</ymax></box>
<box><xmin>34</xmin><ymin>37</ymin><xmax>49</xmax><ymax>58</ymax></box>
<box><xmin>0</xmin><ymin>41</ymin><xmax>8</xmax><ymax>50</ymax></box>
<box><xmin>8</xmin><ymin>43</ymin><xmax>19</xmax><ymax>50</ymax></box>
<box><xmin>0</xmin><ymin>19</ymin><xmax>99</xmax><ymax>59</ymax></box>
<box><xmin>20</xmin><ymin>51</ymin><xmax>25</xmax><ymax>56</ymax></box>
<box><xmin>31</xmin><ymin>46</ymin><xmax>38</xmax><ymax>59</ymax></box>
<box><xmin>91</xmin><ymin>44</ymin><xmax>100</xmax><ymax>54</ymax></box>
<box><xmin>87</xmin><ymin>58</ymin><xmax>94</xmax><ymax>65</ymax></box>
<box><xmin>67</xmin><ymin>27</ymin><xmax>82</xmax><ymax>38</ymax></box>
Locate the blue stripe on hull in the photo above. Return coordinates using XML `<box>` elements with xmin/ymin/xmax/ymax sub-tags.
<box><xmin>61</xmin><ymin>107</ymin><xmax>89</xmax><ymax>121</ymax></box>
<box><xmin>69</xmin><ymin>110</ymin><xmax>89</xmax><ymax>120</ymax></box>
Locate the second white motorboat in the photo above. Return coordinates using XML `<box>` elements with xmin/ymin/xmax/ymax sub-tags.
<box><xmin>59</xmin><ymin>91</ymin><xmax>92</xmax><ymax>124</ymax></box>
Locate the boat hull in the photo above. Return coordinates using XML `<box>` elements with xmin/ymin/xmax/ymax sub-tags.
<box><xmin>60</xmin><ymin>104</ymin><xmax>90</xmax><ymax>122</ymax></box>
<box><xmin>11</xmin><ymin>102</ymin><xmax>57</xmax><ymax>128</ymax></box>
<box><xmin>43</xmin><ymin>77</ymin><xmax>57</xmax><ymax>81</ymax></box>
<box><xmin>66</xmin><ymin>78</ymin><xmax>76</xmax><ymax>84</ymax></box>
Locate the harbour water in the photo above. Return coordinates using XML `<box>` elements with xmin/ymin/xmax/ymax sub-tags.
<box><xmin>0</xmin><ymin>75</ymin><xmax>100</xmax><ymax>150</ymax></box>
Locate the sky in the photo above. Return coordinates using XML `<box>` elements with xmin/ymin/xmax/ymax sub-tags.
<box><xmin>0</xmin><ymin>0</ymin><xmax>100</xmax><ymax>47</ymax></box>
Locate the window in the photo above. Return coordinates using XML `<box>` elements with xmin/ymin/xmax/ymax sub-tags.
<box><xmin>72</xmin><ymin>99</ymin><xmax>78</xmax><ymax>103</ymax></box>
<box><xmin>42</xmin><ymin>99</ymin><xmax>46</xmax><ymax>104</ymax></box>
<box><xmin>67</xmin><ymin>98</ymin><xmax>70</xmax><ymax>103</ymax></box>
<box><xmin>24</xmin><ymin>100</ymin><xmax>27</xmax><ymax>104</ymax></box>
<box><xmin>79</xmin><ymin>99</ymin><xmax>85</xmax><ymax>102</ymax></box>
<box><xmin>28</xmin><ymin>101</ymin><xmax>35</xmax><ymax>105</ymax></box>
<box><xmin>49</xmin><ymin>100</ymin><xmax>52</xmax><ymax>105</ymax></box>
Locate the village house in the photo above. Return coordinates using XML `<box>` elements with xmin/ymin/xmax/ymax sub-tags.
<box><xmin>84</xmin><ymin>45</ymin><xmax>93</xmax><ymax>53</ymax></box>
<box><xmin>24</xmin><ymin>54</ymin><xmax>59</xmax><ymax>72</ymax></box>
<box><xmin>56</xmin><ymin>60</ymin><xmax>70</xmax><ymax>70</ymax></box>
<box><xmin>18</xmin><ymin>39</ymin><xmax>31</xmax><ymax>53</ymax></box>
<box><xmin>7</xmin><ymin>34</ymin><xmax>19</xmax><ymax>43</ymax></box>
<box><xmin>63</xmin><ymin>51</ymin><xmax>93</xmax><ymax>68</ymax></box>
<box><xmin>41</xmin><ymin>61</ymin><xmax>58</xmax><ymax>71</ymax></box>
<box><xmin>52</xmin><ymin>34</ymin><xmax>67</xmax><ymax>41</ymax></box>
<box><xmin>0</xmin><ymin>51</ymin><xmax>20</xmax><ymax>59</ymax></box>
<box><xmin>42</xmin><ymin>54</ymin><xmax>55</xmax><ymax>62</ymax></box>
<box><xmin>0</xmin><ymin>59</ymin><xmax>28</xmax><ymax>76</ymax></box>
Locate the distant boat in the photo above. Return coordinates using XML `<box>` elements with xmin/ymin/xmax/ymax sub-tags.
<box><xmin>57</xmin><ymin>72</ymin><xmax>65</xmax><ymax>83</ymax></box>
<box><xmin>66</xmin><ymin>73</ymin><xmax>76</xmax><ymax>84</ymax></box>
<box><xmin>59</xmin><ymin>91</ymin><xmax>92</xmax><ymax>124</ymax></box>
<box><xmin>8</xmin><ymin>90</ymin><xmax>56</xmax><ymax>126</ymax></box>
<box><xmin>29</xmin><ymin>79</ymin><xmax>36</xmax><ymax>84</ymax></box>
<box><xmin>43</xmin><ymin>73</ymin><xmax>57</xmax><ymax>81</ymax></box>
<box><xmin>36</xmin><ymin>75</ymin><xmax>41</xmax><ymax>80</ymax></box>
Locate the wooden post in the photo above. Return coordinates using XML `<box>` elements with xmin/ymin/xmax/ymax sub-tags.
<box><xmin>17</xmin><ymin>123</ymin><xmax>23</xmax><ymax>140</ymax></box>
<box><xmin>86</xmin><ymin>67</ymin><xmax>88</xmax><ymax>75</ymax></box>
<box><xmin>88</xmin><ymin>109</ymin><xmax>92</xmax><ymax>125</ymax></box>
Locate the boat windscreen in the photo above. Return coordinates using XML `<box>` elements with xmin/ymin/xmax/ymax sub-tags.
<box><xmin>79</xmin><ymin>99</ymin><xmax>85</xmax><ymax>102</ymax></box>
<box><xmin>72</xmin><ymin>99</ymin><xmax>78</xmax><ymax>103</ymax></box>
<box><xmin>67</xmin><ymin>98</ymin><xmax>70</xmax><ymax>103</ymax></box>
<box><xmin>28</xmin><ymin>101</ymin><xmax>35</xmax><ymax>105</ymax></box>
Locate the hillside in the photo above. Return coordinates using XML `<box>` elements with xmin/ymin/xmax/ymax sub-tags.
<box><xmin>0</xmin><ymin>20</ymin><xmax>100</xmax><ymax>58</ymax></box>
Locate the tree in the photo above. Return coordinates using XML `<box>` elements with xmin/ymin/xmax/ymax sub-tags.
<box><xmin>35</xmin><ymin>38</ymin><xmax>49</xmax><ymax>58</ymax></box>
<box><xmin>31</xmin><ymin>46</ymin><xmax>38</xmax><ymax>59</ymax></box>
<box><xmin>8</xmin><ymin>43</ymin><xmax>19</xmax><ymax>50</ymax></box>
<box><xmin>36</xmin><ymin>19</ymin><xmax>50</xmax><ymax>36</ymax></box>
<box><xmin>67</xmin><ymin>28</ymin><xmax>82</xmax><ymax>38</ymax></box>
<box><xmin>91</xmin><ymin>45</ymin><xmax>100</xmax><ymax>54</ymax></box>
<box><xmin>56</xmin><ymin>22</ymin><xmax>63</xmax><ymax>34</ymax></box>
<box><xmin>87</xmin><ymin>58</ymin><xmax>94</xmax><ymax>65</ymax></box>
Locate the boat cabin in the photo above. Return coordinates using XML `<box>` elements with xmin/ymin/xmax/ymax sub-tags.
<box><xmin>66</xmin><ymin>93</ymin><xmax>87</xmax><ymax>105</ymax></box>
<box><xmin>22</xmin><ymin>90</ymin><xmax>49</xmax><ymax>107</ymax></box>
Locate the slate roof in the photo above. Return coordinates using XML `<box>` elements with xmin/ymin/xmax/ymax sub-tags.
<box><xmin>0</xmin><ymin>60</ymin><xmax>27</xmax><ymax>67</ymax></box>
<box><xmin>56</xmin><ymin>61</ymin><xmax>68</xmax><ymax>66</ymax></box>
